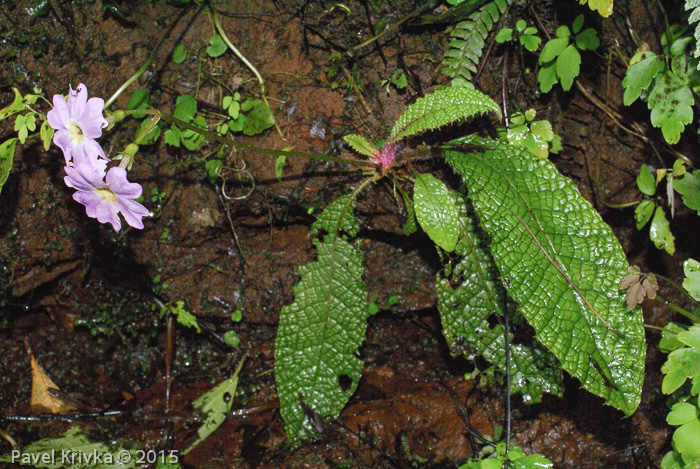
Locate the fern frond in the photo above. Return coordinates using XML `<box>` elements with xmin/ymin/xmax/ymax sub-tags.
<box><xmin>686</xmin><ymin>0</ymin><xmax>700</xmax><ymax>67</ymax></box>
<box><xmin>441</xmin><ymin>0</ymin><xmax>511</xmax><ymax>85</ymax></box>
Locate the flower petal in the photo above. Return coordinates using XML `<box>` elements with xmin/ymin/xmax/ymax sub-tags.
<box><xmin>68</xmin><ymin>83</ymin><xmax>88</xmax><ymax>120</ymax></box>
<box><xmin>81</xmin><ymin>97</ymin><xmax>108</xmax><ymax>138</ymax></box>
<box><xmin>73</xmin><ymin>190</ymin><xmax>102</xmax><ymax>218</ymax></box>
<box><xmin>117</xmin><ymin>197</ymin><xmax>149</xmax><ymax>229</ymax></box>
<box><xmin>95</xmin><ymin>199</ymin><xmax>122</xmax><ymax>231</ymax></box>
<box><xmin>47</xmin><ymin>94</ymin><xmax>69</xmax><ymax>130</ymax></box>
<box><xmin>106</xmin><ymin>167</ymin><xmax>142</xmax><ymax>199</ymax></box>
<box><xmin>53</xmin><ymin>130</ymin><xmax>72</xmax><ymax>163</ymax></box>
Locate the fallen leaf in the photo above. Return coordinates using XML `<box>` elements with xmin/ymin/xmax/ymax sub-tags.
<box><xmin>25</xmin><ymin>339</ymin><xmax>76</xmax><ymax>414</ymax></box>
<box><xmin>619</xmin><ymin>265</ymin><xmax>658</xmax><ymax>310</ymax></box>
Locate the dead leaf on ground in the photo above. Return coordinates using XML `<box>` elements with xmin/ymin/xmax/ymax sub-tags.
<box><xmin>25</xmin><ymin>339</ymin><xmax>76</xmax><ymax>414</ymax></box>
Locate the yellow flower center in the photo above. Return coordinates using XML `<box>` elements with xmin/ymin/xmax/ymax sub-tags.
<box><xmin>68</xmin><ymin>121</ymin><xmax>84</xmax><ymax>144</ymax></box>
<box><xmin>95</xmin><ymin>188</ymin><xmax>117</xmax><ymax>202</ymax></box>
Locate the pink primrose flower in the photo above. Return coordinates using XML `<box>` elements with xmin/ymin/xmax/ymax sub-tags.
<box><xmin>47</xmin><ymin>83</ymin><xmax>108</xmax><ymax>168</ymax></box>
<box><xmin>64</xmin><ymin>162</ymin><xmax>149</xmax><ymax>232</ymax></box>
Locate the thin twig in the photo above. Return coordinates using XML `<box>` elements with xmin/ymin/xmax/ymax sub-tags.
<box><xmin>502</xmin><ymin>277</ymin><xmax>511</xmax><ymax>467</ymax></box>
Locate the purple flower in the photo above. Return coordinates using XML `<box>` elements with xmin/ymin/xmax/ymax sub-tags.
<box><xmin>47</xmin><ymin>83</ymin><xmax>108</xmax><ymax>167</ymax></box>
<box><xmin>64</xmin><ymin>162</ymin><xmax>149</xmax><ymax>232</ymax></box>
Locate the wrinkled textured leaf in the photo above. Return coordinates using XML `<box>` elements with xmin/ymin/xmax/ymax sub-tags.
<box><xmin>675</xmin><ymin>170</ymin><xmax>700</xmax><ymax>215</ymax></box>
<box><xmin>275</xmin><ymin>199</ymin><xmax>368</xmax><ymax>441</ymax></box>
<box><xmin>446</xmin><ymin>143</ymin><xmax>646</xmax><ymax>415</ymax></box>
<box><xmin>343</xmin><ymin>134</ymin><xmax>379</xmax><ymax>159</ymax></box>
<box><xmin>435</xmin><ymin>193</ymin><xmax>563</xmax><ymax>403</ymax></box>
<box><xmin>413</xmin><ymin>174</ymin><xmax>461</xmax><ymax>252</ymax></box>
<box><xmin>0</xmin><ymin>426</ymin><xmax>138</xmax><ymax>468</ymax></box>
<box><xmin>683</xmin><ymin>259</ymin><xmax>700</xmax><ymax>301</ymax></box>
<box><xmin>388</xmin><ymin>87</ymin><xmax>500</xmax><ymax>144</ymax></box>
<box><xmin>0</xmin><ymin>138</ymin><xmax>17</xmax><ymax>195</ymax></box>
<box><xmin>311</xmin><ymin>194</ymin><xmax>359</xmax><ymax>237</ymax></box>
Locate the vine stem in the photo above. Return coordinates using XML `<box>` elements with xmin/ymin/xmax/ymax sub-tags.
<box><xmin>124</xmin><ymin>108</ymin><xmax>371</xmax><ymax>169</ymax></box>
<box><xmin>210</xmin><ymin>6</ymin><xmax>284</xmax><ymax>139</ymax></box>
<box><xmin>502</xmin><ymin>277</ymin><xmax>511</xmax><ymax>468</ymax></box>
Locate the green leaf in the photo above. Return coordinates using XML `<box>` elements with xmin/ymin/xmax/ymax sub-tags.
<box><xmin>662</xmin><ymin>325</ymin><xmax>700</xmax><ymax>395</ymax></box>
<box><xmin>435</xmin><ymin>193</ymin><xmax>563</xmax><ymax>404</ymax></box>
<box><xmin>388</xmin><ymin>87</ymin><xmax>500</xmax><ymax>144</ymax></box>
<box><xmin>390</xmin><ymin>68</ymin><xmax>408</xmax><ymax>89</ymax></box>
<box><xmin>660</xmin><ymin>322</ymin><xmax>688</xmax><ymax>353</ymax></box>
<box><xmin>0</xmin><ymin>426</ymin><xmax>139</xmax><ymax>468</ymax></box>
<box><xmin>134</xmin><ymin>118</ymin><xmax>160</xmax><ymax>145</ymax></box>
<box><xmin>343</xmin><ymin>134</ymin><xmax>379</xmax><ymax>159</ymax></box>
<box><xmin>241</xmin><ymin>99</ymin><xmax>274</xmax><ymax>136</ymax></box>
<box><xmin>160</xmin><ymin>301</ymin><xmax>200</xmax><ymax>333</ymax></box>
<box><xmin>578</xmin><ymin>0</ymin><xmax>613</xmax><ymax>17</ymax></box>
<box><xmin>172</xmin><ymin>43</ymin><xmax>186</xmax><ymax>64</ymax></box>
<box><xmin>673</xmin><ymin>418</ymin><xmax>700</xmax><ymax>462</ymax></box>
<box><xmin>0</xmin><ymin>88</ymin><xmax>25</xmax><ymax>120</ymax></box>
<box><xmin>227</xmin><ymin>100</ymin><xmax>240</xmax><ymax>119</ymax></box>
<box><xmin>164</xmin><ymin>126</ymin><xmax>181</xmax><ymax>147</ymax></box>
<box><xmin>537</xmin><ymin>62</ymin><xmax>558</xmax><ymax>93</ymax></box>
<box><xmin>446</xmin><ymin>143</ymin><xmax>646</xmax><ymax>415</ymax></box>
<box><xmin>0</xmin><ymin>138</ymin><xmax>17</xmax><ymax>195</ymax></box>
<box><xmin>555</xmin><ymin>25</ymin><xmax>571</xmax><ymax>38</ymax></box>
<box><xmin>675</xmin><ymin>170</ymin><xmax>700</xmax><ymax>214</ymax></box>
<box><xmin>126</xmin><ymin>88</ymin><xmax>150</xmax><ymax>115</ymax></box>
<box><xmin>683</xmin><ymin>259</ymin><xmax>700</xmax><ymax>302</ymax></box>
<box><xmin>575</xmin><ymin>28</ymin><xmax>600</xmax><ymax>51</ymax></box>
<box><xmin>647</xmin><ymin>70</ymin><xmax>694</xmax><ymax>145</ymax></box>
<box><xmin>495</xmin><ymin>28</ymin><xmax>513</xmax><ymax>43</ymax></box>
<box><xmin>181</xmin><ymin>115</ymin><xmax>206</xmax><ymax>151</ymax></box>
<box><xmin>556</xmin><ymin>45</ymin><xmax>581</xmax><ymax>91</ymax></box>
<box><xmin>413</xmin><ymin>174</ymin><xmax>461</xmax><ymax>252</ymax></box>
<box><xmin>520</xmin><ymin>34</ymin><xmax>541</xmax><ymax>52</ymax></box>
<box><xmin>539</xmin><ymin>37</ymin><xmax>569</xmax><ymax>64</ymax></box>
<box><xmin>206</xmin><ymin>34</ymin><xmax>227</xmax><ymax>58</ymax></box>
<box><xmin>223</xmin><ymin>330</ymin><xmax>240</xmax><ymax>347</ymax></box>
<box><xmin>40</xmin><ymin>120</ymin><xmax>53</xmax><ymax>151</ymax></box>
<box><xmin>311</xmin><ymin>194</ymin><xmax>360</xmax><ymax>237</ymax></box>
<box><xmin>572</xmin><ymin>14</ymin><xmax>584</xmax><ymax>34</ymax></box>
<box><xmin>667</xmin><ymin>402</ymin><xmax>699</xmax><ymax>425</ymax></box>
<box><xmin>275</xmin><ymin>199</ymin><xmax>368</xmax><ymax>441</ymax></box>
<box><xmin>634</xmin><ymin>200</ymin><xmax>655</xmax><ymax>230</ymax></box>
<box><xmin>637</xmin><ymin>164</ymin><xmax>657</xmax><ymax>195</ymax></box>
<box><xmin>184</xmin><ymin>357</ymin><xmax>245</xmax><ymax>454</ymax></box>
<box><xmin>173</xmin><ymin>94</ymin><xmax>197</xmax><ymax>123</ymax></box>
<box><xmin>650</xmin><ymin>206</ymin><xmax>676</xmax><ymax>255</ymax></box>
<box><xmin>622</xmin><ymin>53</ymin><xmax>666</xmax><ymax>106</ymax></box>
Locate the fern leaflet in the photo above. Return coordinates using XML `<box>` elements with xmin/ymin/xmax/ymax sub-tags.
<box><xmin>441</xmin><ymin>0</ymin><xmax>511</xmax><ymax>86</ymax></box>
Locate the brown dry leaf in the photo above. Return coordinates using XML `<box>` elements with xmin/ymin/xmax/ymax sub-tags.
<box><xmin>25</xmin><ymin>339</ymin><xmax>76</xmax><ymax>414</ymax></box>
<box><xmin>642</xmin><ymin>275</ymin><xmax>659</xmax><ymax>300</ymax></box>
<box><xmin>620</xmin><ymin>266</ymin><xmax>658</xmax><ymax>310</ymax></box>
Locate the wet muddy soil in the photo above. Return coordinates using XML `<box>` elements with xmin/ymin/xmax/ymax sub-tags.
<box><xmin>0</xmin><ymin>0</ymin><xmax>697</xmax><ymax>467</ymax></box>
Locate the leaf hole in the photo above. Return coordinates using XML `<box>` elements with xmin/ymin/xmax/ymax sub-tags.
<box><xmin>338</xmin><ymin>374</ymin><xmax>352</xmax><ymax>392</ymax></box>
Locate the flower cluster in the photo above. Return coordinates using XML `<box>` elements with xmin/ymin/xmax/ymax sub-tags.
<box><xmin>47</xmin><ymin>84</ymin><xmax>148</xmax><ymax>232</ymax></box>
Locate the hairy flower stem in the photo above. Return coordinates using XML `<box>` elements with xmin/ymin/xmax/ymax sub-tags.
<box><xmin>210</xmin><ymin>6</ymin><xmax>283</xmax><ymax>138</ymax></box>
<box><xmin>125</xmin><ymin>109</ymin><xmax>371</xmax><ymax>169</ymax></box>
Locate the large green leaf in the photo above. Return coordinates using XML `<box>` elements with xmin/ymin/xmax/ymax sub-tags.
<box><xmin>435</xmin><ymin>190</ymin><xmax>563</xmax><ymax>403</ymax></box>
<box><xmin>275</xmin><ymin>198</ymin><xmax>368</xmax><ymax>441</ymax></box>
<box><xmin>388</xmin><ymin>87</ymin><xmax>500</xmax><ymax>144</ymax></box>
<box><xmin>413</xmin><ymin>173</ymin><xmax>461</xmax><ymax>252</ymax></box>
<box><xmin>0</xmin><ymin>138</ymin><xmax>17</xmax><ymax>195</ymax></box>
<box><xmin>445</xmin><ymin>142</ymin><xmax>646</xmax><ymax>415</ymax></box>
